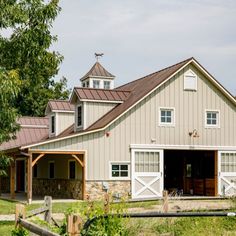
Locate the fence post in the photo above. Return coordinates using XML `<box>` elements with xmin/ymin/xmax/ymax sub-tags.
<box><xmin>44</xmin><ymin>196</ymin><xmax>52</xmax><ymax>224</ymax></box>
<box><xmin>104</xmin><ymin>193</ymin><xmax>110</xmax><ymax>214</ymax></box>
<box><xmin>163</xmin><ymin>190</ymin><xmax>169</xmax><ymax>213</ymax></box>
<box><xmin>15</xmin><ymin>204</ymin><xmax>26</xmax><ymax>226</ymax></box>
<box><xmin>67</xmin><ymin>214</ymin><xmax>83</xmax><ymax>236</ymax></box>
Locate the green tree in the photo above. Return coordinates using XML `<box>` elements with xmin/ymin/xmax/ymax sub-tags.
<box><xmin>0</xmin><ymin>68</ymin><xmax>21</xmax><ymax>176</ymax></box>
<box><xmin>0</xmin><ymin>0</ymin><xmax>70</xmax><ymax>117</ymax></box>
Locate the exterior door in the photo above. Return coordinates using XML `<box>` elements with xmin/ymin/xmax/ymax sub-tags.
<box><xmin>132</xmin><ymin>149</ymin><xmax>163</xmax><ymax>199</ymax></box>
<box><xmin>218</xmin><ymin>151</ymin><xmax>236</xmax><ymax>196</ymax></box>
<box><xmin>16</xmin><ymin>160</ymin><xmax>25</xmax><ymax>192</ymax></box>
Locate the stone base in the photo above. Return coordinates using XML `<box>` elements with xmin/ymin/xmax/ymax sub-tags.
<box><xmin>33</xmin><ymin>178</ymin><xmax>82</xmax><ymax>199</ymax></box>
<box><xmin>86</xmin><ymin>180</ymin><xmax>131</xmax><ymax>200</ymax></box>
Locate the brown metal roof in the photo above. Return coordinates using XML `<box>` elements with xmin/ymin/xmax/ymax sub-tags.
<box><xmin>74</xmin><ymin>88</ymin><xmax>131</xmax><ymax>102</ymax></box>
<box><xmin>85</xmin><ymin>57</ymin><xmax>193</xmax><ymax>131</ymax></box>
<box><xmin>0</xmin><ymin>117</ymin><xmax>49</xmax><ymax>151</ymax></box>
<box><xmin>48</xmin><ymin>100</ymin><xmax>74</xmax><ymax>112</ymax></box>
<box><xmin>18</xmin><ymin>117</ymin><xmax>48</xmax><ymax>126</ymax></box>
<box><xmin>80</xmin><ymin>62</ymin><xmax>115</xmax><ymax>81</ymax></box>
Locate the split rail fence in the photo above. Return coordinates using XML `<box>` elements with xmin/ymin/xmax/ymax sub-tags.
<box><xmin>15</xmin><ymin>193</ymin><xmax>236</xmax><ymax>236</ymax></box>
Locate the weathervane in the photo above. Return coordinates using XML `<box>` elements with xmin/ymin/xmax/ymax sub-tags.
<box><xmin>95</xmin><ymin>52</ymin><xmax>104</xmax><ymax>61</ymax></box>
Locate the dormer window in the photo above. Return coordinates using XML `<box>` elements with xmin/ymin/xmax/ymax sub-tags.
<box><xmin>77</xmin><ymin>105</ymin><xmax>82</xmax><ymax>127</ymax></box>
<box><xmin>184</xmin><ymin>70</ymin><xmax>197</xmax><ymax>91</ymax></box>
<box><xmin>82</xmin><ymin>82</ymin><xmax>86</xmax><ymax>87</ymax></box>
<box><xmin>51</xmin><ymin>115</ymin><xmax>55</xmax><ymax>134</ymax></box>
<box><xmin>104</xmin><ymin>81</ymin><xmax>111</xmax><ymax>89</ymax></box>
<box><xmin>93</xmin><ymin>80</ymin><xmax>100</xmax><ymax>89</ymax></box>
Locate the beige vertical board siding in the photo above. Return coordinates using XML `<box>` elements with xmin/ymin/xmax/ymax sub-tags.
<box><xmin>35</xmin><ymin>154</ymin><xmax>82</xmax><ymax>180</ymax></box>
<box><xmin>32</xmin><ymin>64</ymin><xmax>236</xmax><ymax>180</ymax></box>
<box><xmin>86</xmin><ymin>102</ymin><xmax>117</xmax><ymax>128</ymax></box>
<box><xmin>57</xmin><ymin>112</ymin><xmax>74</xmax><ymax>135</ymax></box>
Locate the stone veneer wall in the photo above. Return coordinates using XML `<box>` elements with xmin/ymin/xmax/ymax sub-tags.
<box><xmin>33</xmin><ymin>178</ymin><xmax>82</xmax><ymax>199</ymax></box>
<box><xmin>86</xmin><ymin>180</ymin><xmax>131</xmax><ymax>200</ymax></box>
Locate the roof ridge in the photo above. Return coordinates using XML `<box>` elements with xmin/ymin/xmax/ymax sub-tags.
<box><xmin>19</xmin><ymin>116</ymin><xmax>48</xmax><ymax>119</ymax></box>
<box><xmin>74</xmin><ymin>87</ymin><xmax>131</xmax><ymax>93</ymax></box>
<box><xmin>116</xmin><ymin>57</ymin><xmax>193</xmax><ymax>90</ymax></box>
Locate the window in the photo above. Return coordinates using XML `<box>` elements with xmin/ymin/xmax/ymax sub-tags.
<box><xmin>184</xmin><ymin>70</ymin><xmax>197</xmax><ymax>91</ymax></box>
<box><xmin>82</xmin><ymin>82</ymin><xmax>86</xmax><ymax>87</ymax></box>
<box><xmin>51</xmin><ymin>115</ymin><xmax>55</xmax><ymax>134</ymax></box>
<box><xmin>68</xmin><ymin>161</ymin><xmax>76</xmax><ymax>179</ymax></box>
<box><xmin>49</xmin><ymin>162</ymin><xmax>55</xmax><ymax>179</ymax></box>
<box><xmin>159</xmin><ymin>108</ymin><xmax>175</xmax><ymax>126</ymax></box>
<box><xmin>104</xmin><ymin>81</ymin><xmax>111</xmax><ymax>89</ymax></box>
<box><xmin>135</xmin><ymin>151</ymin><xmax>160</xmax><ymax>172</ymax></box>
<box><xmin>86</xmin><ymin>81</ymin><xmax>89</xmax><ymax>87</ymax></box>
<box><xmin>77</xmin><ymin>105</ymin><xmax>82</xmax><ymax>127</ymax></box>
<box><xmin>205</xmin><ymin>110</ymin><xmax>219</xmax><ymax>127</ymax></box>
<box><xmin>111</xmin><ymin>163</ymin><xmax>129</xmax><ymax>178</ymax></box>
<box><xmin>221</xmin><ymin>152</ymin><xmax>236</xmax><ymax>172</ymax></box>
<box><xmin>33</xmin><ymin>164</ymin><xmax>38</xmax><ymax>178</ymax></box>
<box><xmin>93</xmin><ymin>80</ymin><xmax>100</xmax><ymax>88</ymax></box>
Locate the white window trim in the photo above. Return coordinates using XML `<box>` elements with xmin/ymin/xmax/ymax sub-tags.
<box><xmin>159</xmin><ymin>107</ymin><xmax>175</xmax><ymax>127</ymax></box>
<box><xmin>48</xmin><ymin>161</ymin><xmax>55</xmax><ymax>179</ymax></box>
<box><xmin>76</xmin><ymin>104</ymin><xmax>83</xmax><ymax>129</ymax></box>
<box><xmin>205</xmin><ymin>109</ymin><xmax>220</xmax><ymax>128</ymax></box>
<box><xmin>109</xmin><ymin>161</ymin><xmax>130</xmax><ymax>180</ymax></box>
<box><xmin>50</xmin><ymin>114</ymin><xmax>55</xmax><ymax>134</ymax></box>
<box><xmin>184</xmin><ymin>69</ymin><xmax>197</xmax><ymax>91</ymax></box>
<box><xmin>68</xmin><ymin>160</ymin><xmax>77</xmax><ymax>179</ymax></box>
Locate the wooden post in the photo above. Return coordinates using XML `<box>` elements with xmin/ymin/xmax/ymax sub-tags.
<box><xmin>67</xmin><ymin>214</ymin><xmax>83</xmax><ymax>236</ymax></box>
<box><xmin>82</xmin><ymin>154</ymin><xmax>86</xmax><ymax>200</ymax></box>
<box><xmin>15</xmin><ymin>204</ymin><xmax>26</xmax><ymax>226</ymax></box>
<box><xmin>214</xmin><ymin>150</ymin><xmax>218</xmax><ymax>196</ymax></box>
<box><xmin>10</xmin><ymin>159</ymin><xmax>16</xmax><ymax>199</ymax></box>
<box><xmin>104</xmin><ymin>193</ymin><xmax>110</xmax><ymax>214</ymax></box>
<box><xmin>27</xmin><ymin>152</ymin><xmax>32</xmax><ymax>204</ymax></box>
<box><xmin>163</xmin><ymin>190</ymin><xmax>169</xmax><ymax>213</ymax></box>
<box><xmin>44</xmin><ymin>196</ymin><xmax>52</xmax><ymax>224</ymax></box>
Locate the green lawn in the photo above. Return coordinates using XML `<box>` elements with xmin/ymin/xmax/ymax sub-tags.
<box><xmin>0</xmin><ymin>222</ymin><xmax>14</xmax><ymax>236</ymax></box>
<box><xmin>0</xmin><ymin>199</ymin><xmax>17</xmax><ymax>215</ymax></box>
<box><xmin>2</xmin><ymin>198</ymin><xmax>236</xmax><ymax>235</ymax></box>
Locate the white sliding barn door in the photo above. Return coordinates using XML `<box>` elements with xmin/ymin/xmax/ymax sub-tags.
<box><xmin>132</xmin><ymin>149</ymin><xmax>163</xmax><ymax>199</ymax></box>
<box><xmin>218</xmin><ymin>151</ymin><xmax>236</xmax><ymax>196</ymax></box>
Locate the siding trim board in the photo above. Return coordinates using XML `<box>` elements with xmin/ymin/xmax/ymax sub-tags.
<box><xmin>130</xmin><ymin>144</ymin><xmax>236</xmax><ymax>151</ymax></box>
<box><xmin>21</xmin><ymin>58</ymin><xmax>236</xmax><ymax>150</ymax></box>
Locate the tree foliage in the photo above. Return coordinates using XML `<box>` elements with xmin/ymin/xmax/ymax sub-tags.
<box><xmin>0</xmin><ymin>0</ymin><xmax>70</xmax><ymax>116</ymax></box>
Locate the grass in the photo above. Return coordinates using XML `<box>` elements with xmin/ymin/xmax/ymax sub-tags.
<box><xmin>0</xmin><ymin>199</ymin><xmax>17</xmax><ymax>215</ymax></box>
<box><xmin>0</xmin><ymin>222</ymin><xmax>14</xmax><ymax>236</ymax></box>
<box><xmin>2</xmin><ymin>198</ymin><xmax>236</xmax><ymax>235</ymax></box>
<box><xmin>124</xmin><ymin>217</ymin><xmax>236</xmax><ymax>235</ymax></box>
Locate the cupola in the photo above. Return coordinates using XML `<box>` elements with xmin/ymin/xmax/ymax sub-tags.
<box><xmin>80</xmin><ymin>54</ymin><xmax>115</xmax><ymax>89</ymax></box>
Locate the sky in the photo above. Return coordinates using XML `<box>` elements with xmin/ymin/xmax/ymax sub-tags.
<box><xmin>51</xmin><ymin>0</ymin><xmax>236</xmax><ymax>95</ymax></box>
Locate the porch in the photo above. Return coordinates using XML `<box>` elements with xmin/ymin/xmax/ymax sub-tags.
<box><xmin>7</xmin><ymin>150</ymin><xmax>86</xmax><ymax>203</ymax></box>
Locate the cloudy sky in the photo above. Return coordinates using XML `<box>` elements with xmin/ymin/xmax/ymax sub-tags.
<box><xmin>52</xmin><ymin>0</ymin><xmax>236</xmax><ymax>95</ymax></box>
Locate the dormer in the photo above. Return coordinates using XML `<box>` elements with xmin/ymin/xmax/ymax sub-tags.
<box><xmin>80</xmin><ymin>62</ymin><xmax>115</xmax><ymax>89</ymax></box>
<box><xmin>70</xmin><ymin>88</ymin><xmax>130</xmax><ymax>132</ymax></box>
<box><xmin>45</xmin><ymin>100</ymin><xmax>75</xmax><ymax>137</ymax></box>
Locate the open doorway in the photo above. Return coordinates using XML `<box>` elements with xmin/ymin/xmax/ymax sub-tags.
<box><xmin>164</xmin><ymin>150</ymin><xmax>216</xmax><ymax>196</ymax></box>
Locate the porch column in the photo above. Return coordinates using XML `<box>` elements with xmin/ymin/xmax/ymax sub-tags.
<box><xmin>82</xmin><ymin>153</ymin><xmax>86</xmax><ymax>200</ymax></box>
<box><xmin>10</xmin><ymin>158</ymin><xmax>15</xmax><ymax>199</ymax></box>
<box><xmin>27</xmin><ymin>152</ymin><xmax>32</xmax><ymax>204</ymax></box>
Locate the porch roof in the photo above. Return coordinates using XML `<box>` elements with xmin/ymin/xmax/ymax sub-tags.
<box><xmin>0</xmin><ymin>117</ymin><xmax>49</xmax><ymax>151</ymax></box>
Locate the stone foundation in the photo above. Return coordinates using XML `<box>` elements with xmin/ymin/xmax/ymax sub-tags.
<box><xmin>33</xmin><ymin>178</ymin><xmax>82</xmax><ymax>199</ymax></box>
<box><xmin>86</xmin><ymin>180</ymin><xmax>131</xmax><ymax>200</ymax></box>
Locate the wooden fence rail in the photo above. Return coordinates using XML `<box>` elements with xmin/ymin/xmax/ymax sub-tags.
<box><xmin>15</xmin><ymin>196</ymin><xmax>60</xmax><ymax>236</ymax></box>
